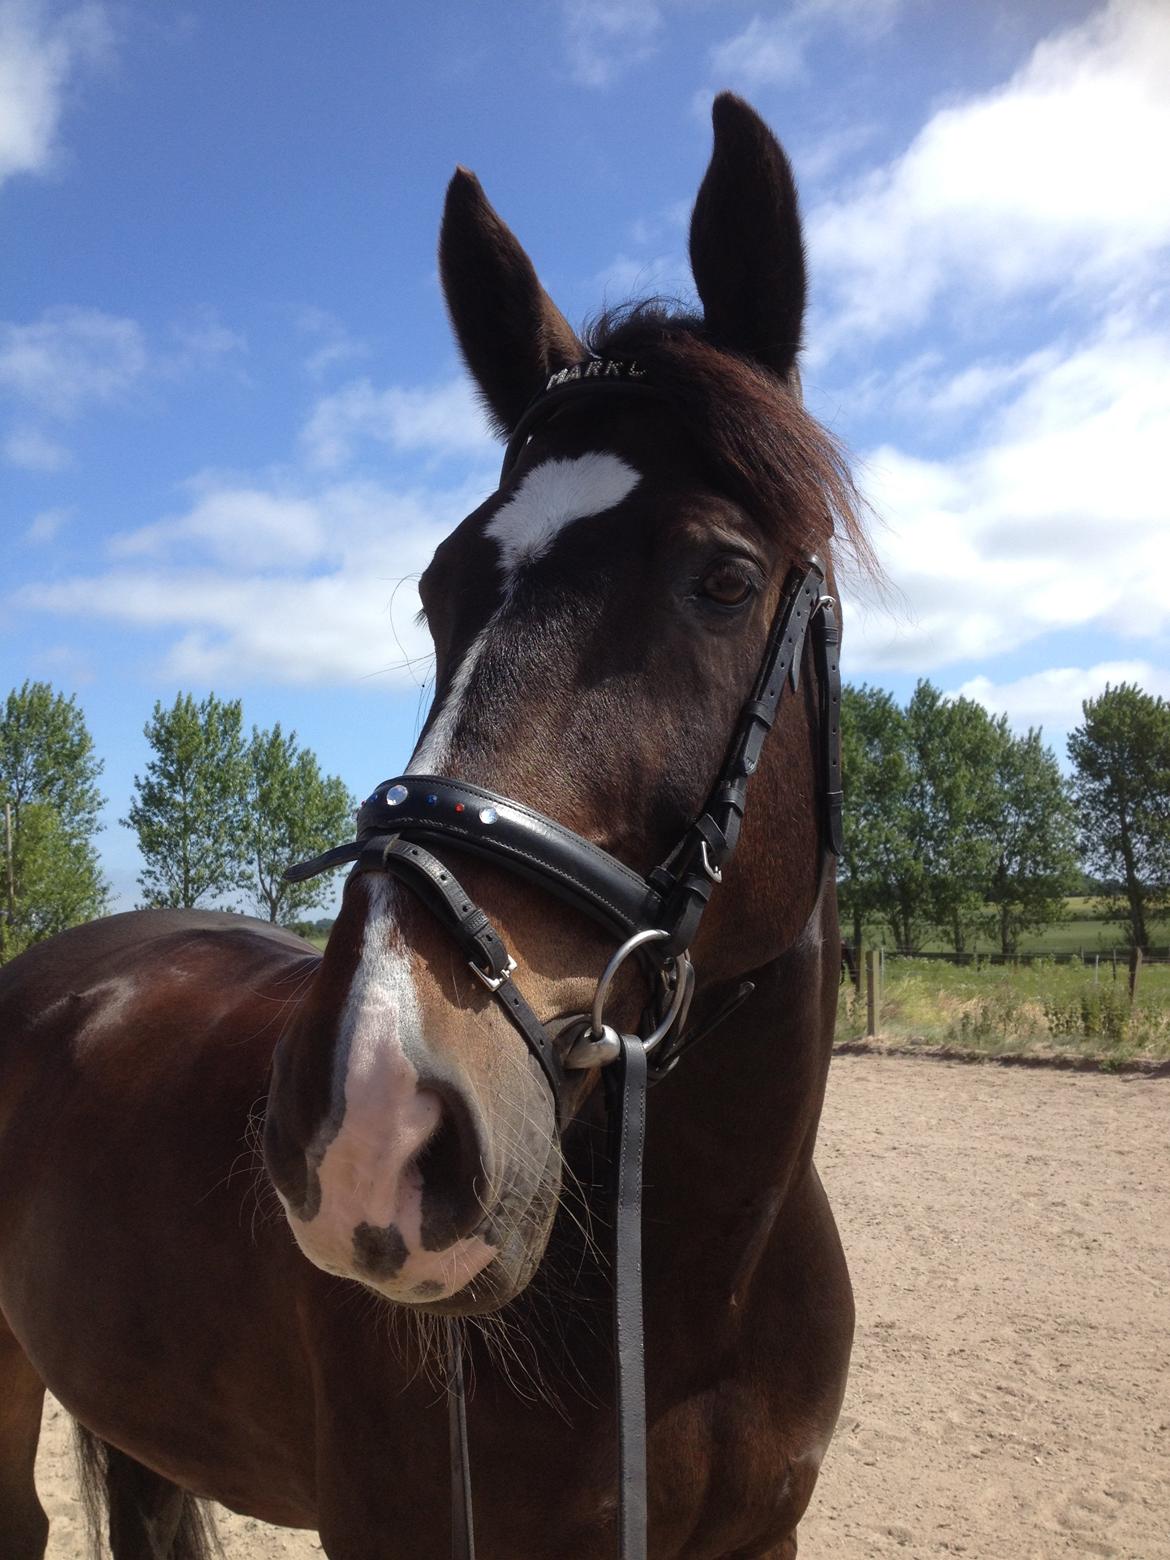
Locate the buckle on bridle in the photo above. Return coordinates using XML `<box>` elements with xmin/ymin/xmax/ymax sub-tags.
<box><xmin>469</xmin><ymin>955</ymin><xmax>517</xmax><ymax>993</ymax></box>
<box><xmin>700</xmin><ymin>839</ymin><xmax>723</xmax><ymax>884</ymax></box>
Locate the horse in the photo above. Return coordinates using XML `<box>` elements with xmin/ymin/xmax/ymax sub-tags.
<box><xmin>0</xmin><ymin>92</ymin><xmax>860</xmax><ymax>1558</ymax></box>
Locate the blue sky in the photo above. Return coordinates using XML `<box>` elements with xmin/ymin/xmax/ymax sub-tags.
<box><xmin>3</xmin><ymin>0</ymin><xmax>1168</xmax><ymax>910</ymax></box>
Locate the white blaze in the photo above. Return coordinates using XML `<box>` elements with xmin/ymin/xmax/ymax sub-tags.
<box><xmin>410</xmin><ymin>452</ymin><xmax>640</xmax><ymax>773</ymax></box>
<box><xmin>485</xmin><ymin>451</ymin><xmax>640</xmax><ymax>583</ymax></box>
<box><xmin>288</xmin><ymin>875</ymin><xmax>495</xmax><ymax>1298</ymax></box>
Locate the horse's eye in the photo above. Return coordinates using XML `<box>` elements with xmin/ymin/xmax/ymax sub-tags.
<box><xmin>699</xmin><ymin>560</ymin><xmax>755</xmax><ymax>607</ymax></box>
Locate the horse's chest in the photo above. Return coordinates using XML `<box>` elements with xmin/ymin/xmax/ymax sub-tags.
<box><xmin>640</xmin><ymin>1382</ymin><xmax>812</xmax><ymax>1557</ymax></box>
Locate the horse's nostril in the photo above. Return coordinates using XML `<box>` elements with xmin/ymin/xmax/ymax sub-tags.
<box><xmin>413</xmin><ymin>1085</ymin><xmax>489</xmax><ymax>1251</ymax></box>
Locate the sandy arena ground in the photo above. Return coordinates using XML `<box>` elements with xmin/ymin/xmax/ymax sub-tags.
<box><xmin>34</xmin><ymin>1055</ymin><xmax>1170</xmax><ymax>1558</ymax></box>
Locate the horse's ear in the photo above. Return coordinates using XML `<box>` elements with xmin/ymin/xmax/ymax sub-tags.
<box><xmin>440</xmin><ymin>168</ymin><xmax>585</xmax><ymax>436</ymax></box>
<box><xmin>689</xmin><ymin>93</ymin><xmax>806</xmax><ymax>382</ymax></box>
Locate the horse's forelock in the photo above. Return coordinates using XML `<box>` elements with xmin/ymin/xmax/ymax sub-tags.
<box><xmin>583</xmin><ymin>303</ymin><xmax>874</xmax><ymax>578</ymax></box>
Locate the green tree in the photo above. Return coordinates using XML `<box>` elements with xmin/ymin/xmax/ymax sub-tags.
<box><xmin>124</xmin><ymin>693</ymin><xmax>249</xmax><ymax>909</ymax></box>
<box><xmin>245</xmin><ymin>724</ymin><xmax>353</xmax><ymax>923</ymax></box>
<box><xmin>5</xmin><ymin>803</ymin><xmax>108</xmax><ymax>954</ymax></box>
<box><xmin>0</xmin><ymin>681</ymin><xmax>107</xmax><ymax>959</ymax></box>
<box><xmin>985</xmin><ymin>721</ymin><xmax>1079</xmax><ymax>956</ymax></box>
<box><xmin>905</xmin><ymin>682</ymin><xmax>1000</xmax><ymax>954</ymax></box>
<box><xmin>1068</xmin><ymin>684</ymin><xmax>1170</xmax><ymax>950</ymax></box>
<box><xmin>839</xmin><ymin>685</ymin><xmax>922</xmax><ymax>950</ymax></box>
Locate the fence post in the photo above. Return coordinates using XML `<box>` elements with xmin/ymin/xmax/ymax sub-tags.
<box><xmin>865</xmin><ymin>949</ymin><xmax>881</xmax><ymax>1038</ymax></box>
<box><xmin>1128</xmin><ymin>946</ymin><xmax>1142</xmax><ymax>1004</ymax></box>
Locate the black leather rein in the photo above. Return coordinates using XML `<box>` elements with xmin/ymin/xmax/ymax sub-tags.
<box><xmin>284</xmin><ymin>364</ymin><xmax>843</xmax><ymax>1560</ymax></box>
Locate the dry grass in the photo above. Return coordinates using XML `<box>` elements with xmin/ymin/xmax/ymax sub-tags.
<box><xmin>837</xmin><ymin>956</ymin><xmax>1170</xmax><ymax>1064</ymax></box>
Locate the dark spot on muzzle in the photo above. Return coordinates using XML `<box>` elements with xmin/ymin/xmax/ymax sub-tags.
<box><xmin>353</xmin><ymin>1222</ymin><xmax>409</xmax><ymax>1280</ymax></box>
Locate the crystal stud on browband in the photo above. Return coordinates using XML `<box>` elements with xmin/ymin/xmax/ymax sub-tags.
<box><xmin>425</xmin><ymin>793</ymin><xmax>438</xmax><ymax>806</ymax></box>
<box><xmin>479</xmin><ymin>807</ymin><xmax>498</xmax><ymax>824</ymax></box>
<box><xmin>384</xmin><ymin>784</ymin><xmax>408</xmax><ymax>805</ymax></box>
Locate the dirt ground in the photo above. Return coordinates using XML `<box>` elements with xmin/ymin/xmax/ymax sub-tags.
<box><xmin>34</xmin><ymin>1055</ymin><xmax>1169</xmax><ymax>1558</ymax></box>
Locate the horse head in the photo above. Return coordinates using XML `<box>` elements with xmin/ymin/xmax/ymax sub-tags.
<box><xmin>262</xmin><ymin>94</ymin><xmax>860</xmax><ymax>1317</ymax></box>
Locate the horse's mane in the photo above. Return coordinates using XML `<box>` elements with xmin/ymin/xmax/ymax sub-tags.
<box><xmin>584</xmin><ymin>302</ymin><xmax>873</xmax><ymax>576</ymax></box>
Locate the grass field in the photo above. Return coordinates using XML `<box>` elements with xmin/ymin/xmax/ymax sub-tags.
<box><xmin>860</xmin><ymin>898</ymin><xmax>1170</xmax><ymax>957</ymax></box>
<box><xmin>837</xmin><ymin>954</ymin><xmax>1170</xmax><ymax>1064</ymax></box>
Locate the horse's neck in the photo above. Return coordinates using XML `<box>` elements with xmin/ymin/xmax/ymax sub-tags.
<box><xmin>650</xmin><ymin>938</ymin><xmax>832</xmax><ymax>1211</ymax></box>
<box><xmin>548</xmin><ymin>928</ymin><xmax>834</xmax><ymax>1340</ymax></box>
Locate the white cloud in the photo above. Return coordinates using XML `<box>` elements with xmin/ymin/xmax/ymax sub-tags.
<box><xmin>705</xmin><ymin>0</ymin><xmax>902</xmax><ymax>96</ymax></box>
<box><xmin>842</xmin><ymin>344</ymin><xmax>1065</xmax><ymax>426</ymax></box>
<box><xmin>806</xmin><ymin>0</ymin><xmax>1170</xmax><ymax>348</ymax></box>
<box><xmin>0</xmin><ymin>306</ymin><xmax>147</xmax><ymax>417</ymax></box>
<box><xmin>0</xmin><ymin>0</ymin><xmax>111</xmax><ymax>188</ymax></box>
<box><xmin>26</xmin><ymin>639</ymin><xmax>93</xmax><ymax>683</ymax></box>
<box><xmin>562</xmin><ymin>0</ymin><xmax>662</xmax><ymax>88</ymax></box>
<box><xmin>843</xmin><ymin>316</ymin><xmax>1170</xmax><ymax>671</ymax></box>
<box><xmin>954</xmin><ymin>662</ymin><xmax>1170</xmax><ymax>738</ymax></box>
<box><xmin>301</xmin><ymin>376</ymin><xmax>490</xmax><ymax>470</ymax></box>
<box><xmin>595</xmin><ymin>251</ymin><xmax>692</xmax><ymax>305</ymax></box>
<box><xmin>709</xmin><ymin>14</ymin><xmax>804</xmax><ymax>90</ymax></box>
<box><xmin>24</xmin><ymin>504</ymin><xmax>69</xmax><ymax>542</ymax></box>
<box><xmin>2</xmin><ymin>421</ymin><xmax>69</xmax><ymax>468</ymax></box>
<box><xmin>14</xmin><ymin>474</ymin><xmax>495</xmax><ymax>685</ymax></box>
<box><xmin>790</xmin><ymin>119</ymin><xmax>880</xmax><ymax>186</ymax></box>
<box><xmin>165</xmin><ymin>311</ymin><xmax>247</xmax><ymax>376</ymax></box>
<box><xmin>110</xmin><ymin>484</ymin><xmax>329</xmax><ymax>571</ymax></box>
<box><xmin>0</xmin><ymin>304</ymin><xmax>248</xmax><ymax>465</ymax></box>
<box><xmin>296</xmin><ymin>307</ymin><xmax>370</xmax><ymax>380</ymax></box>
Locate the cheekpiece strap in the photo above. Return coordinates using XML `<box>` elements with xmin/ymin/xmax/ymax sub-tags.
<box><xmin>652</xmin><ymin>560</ymin><xmax>829</xmax><ymax>951</ymax></box>
<box><xmin>358</xmin><ymin>833</ymin><xmax>567</xmax><ymax>1109</ymax></box>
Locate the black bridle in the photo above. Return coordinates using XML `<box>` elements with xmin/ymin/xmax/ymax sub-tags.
<box><xmin>286</xmin><ymin>362</ymin><xmax>843</xmax><ymax>1560</ymax></box>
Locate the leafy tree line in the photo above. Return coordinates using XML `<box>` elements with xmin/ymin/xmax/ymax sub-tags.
<box><xmin>1</xmin><ymin>683</ymin><xmax>353</xmax><ymax>960</ymax></box>
<box><xmin>125</xmin><ymin>693</ymin><xmax>354</xmax><ymax>922</ymax></box>
<box><xmin>1068</xmin><ymin>683</ymin><xmax>1170</xmax><ymax>951</ymax></box>
<box><xmin>5</xmin><ymin>677</ymin><xmax>1167</xmax><ymax>960</ymax></box>
<box><xmin>0</xmin><ymin>682</ymin><xmax>108</xmax><ymax>959</ymax></box>
<box><xmin>841</xmin><ymin>680</ymin><xmax>1170</xmax><ymax>954</ymax></box>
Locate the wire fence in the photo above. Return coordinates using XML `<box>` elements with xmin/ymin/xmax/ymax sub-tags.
<box><xmin>838</xmin><ymin>945</ymin><xmax>1170</xmax><ymax>1060</ymax></box>
<box><xmin>843</xmin><ymin>946</ymin><xmax>1170</xmax><ymax>972</ymax></box>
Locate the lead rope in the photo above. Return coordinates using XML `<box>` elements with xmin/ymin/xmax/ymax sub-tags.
<box><xmin>611</xmin><ymin>1032</ymin><xmax>650</xmax><ymax>1559</ymax></box>
<box><xmin>447</xmin><ymin>1322</ymin><xmax>475</xmax><ymax>1560</ymax></box>
<box><xmin>446</xmin><ymin>1033</ymin><xmax>651</xmax><ymax>1560</ymax></box>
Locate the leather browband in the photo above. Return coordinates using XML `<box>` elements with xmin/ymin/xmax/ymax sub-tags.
<box><xmin>501</xmin><ymin>361</ymin><xmax>660</xmax><ymax>478</ymax></box>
